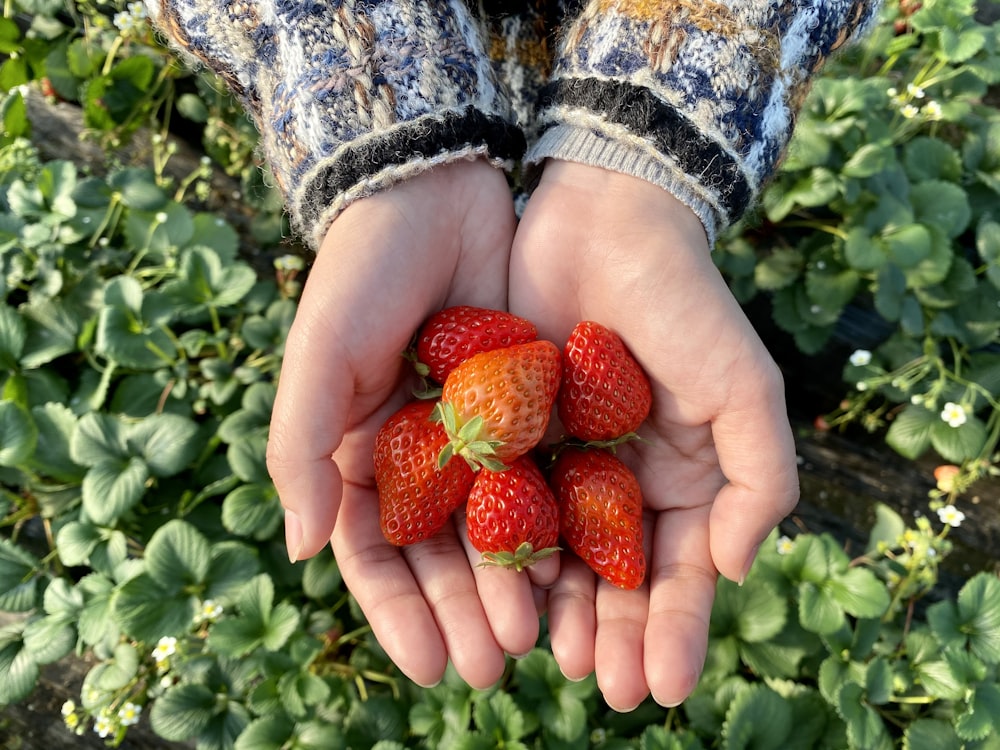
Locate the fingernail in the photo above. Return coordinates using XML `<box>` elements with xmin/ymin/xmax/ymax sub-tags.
<box><xmin>738</xmin><ymin>544</ymin><xmax>760</xmax><ymax>587</ymax></box>
<box><xmin>285</xmin><ymin>510</ymin><xmax>304</xmax><ymax>564</ymax></box>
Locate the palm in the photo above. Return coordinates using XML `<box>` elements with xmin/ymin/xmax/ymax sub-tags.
<box><xmin>509</xmin><ymin>161</ymin><xmax>799</xmax><ymax>710</ymax></box>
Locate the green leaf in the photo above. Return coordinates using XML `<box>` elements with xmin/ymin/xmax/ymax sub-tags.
<box><xmin>0</xmin><ymin>400</ymin><xmax>36</xmax><ymax>467</ymax></box>
<box><xmin>885</xmin><ymin>405</ymin><xmax>937</xmax><ymax>459</ymax></box>
<box><xmin>0</xmin><ymin>632</ymin><xmax>39</xmax><ymax>705</ymax></box>
<box><xmin>712</xmin><ymin>577</ymin><xmax>787</xmax><ymax>644</ymax></box>
<box><xmin>76</xmin><ymin>574</ymin><xmax>119</xmax><ymax>650</ymax></box>
<box><xmin>227</xmin><ymin>433</ymin><xmax>270</xmax><ymax>484</ymax></box>
<box><xmin>721</xmin><ymin>684</ymin><xmax>792</xmax><ymax>750</ymax></box>
<box><xmin>827</xmin><ymin>567</ymin><xmax>890</xmax><ymax>619</ymax></box>
<box><xmin>189</xmin><ymin>214</ymin><xmax>239</xmax><ymax>261</ymax></box>
<box><xmin>81</xmin><ymin>456</ymin><xmax>149</xmax><ymax>525</ymax></box>
<box><xmin>843</xmin><ymin>142</ymin><xmax>892</xmax><ymax>178</ymax></box>
<box><xmin>96</xmin><ymin>277</ymin><xmax>177</xmax><ymax>369</ymax></box>
<box><xmin>836</xmin><ymin>682</ymin><xmax>890</xmax><ymax>750</ymax></box>
<box><xmin>978</xmin><ymin>220</ymin><xmax>1000</xmax><ymax>290</ymax></box>
<box><xmin>844</xmin><ymin>227</ymin><xmax>888</xmax><ymax>271</ymax></box>
<box><xmin>930</xmin><ymin>416</ymin><xmax>988</xmax><ymax>463</ymax></box>
<box><xmin>956</xmin><ymin>684</ymin><xmax>1000</xmax><ymax>741</ymax></box>
<box><xmin>0</xmin><ymin>303</ymin><xmax>26</xmax><ymax>368</ymax></box>
<box><xmin>18</xmin><ymin>298</ymin><xmax>81</xmax><ymax>369</ymax></box>
<box><xmin>755</xmin><ymin>249</ymin><xmax>804</xmax><ymax>291</ymax></box>
<box><xmin>904</xmin><ymin>137</ymin><xmax>963</xmax><ymax>182</ymax></box>
<box><xmin>207</xmin><ymin>575</ymin><xmax>300</xmax><ymax>656</ymax></box>
<box><xmin>112</xmin><ymin>573</ymin><xmax>197</xmax><ymax>641</ymax></box>
<box><xmin>472</xmin><ymin>691</ymin><xmax>526</xmax><ymax>744</ymax></box>
<box><xmin>864</xmin><ymin>658</ymin><xmax>893</xmax><ymax>705</ymax></box>
<box><xmin>818</xmin><ymin>656</ymin><xmax>853</xmax><ymax>705</ymax></box>
<box><xmin>70</xmin><ymin>412</ymin><xmax>128</xmax><ymax>467</ymax></box>
<box><xmin>55</xmin><ymin>521</ymin><xmax>103</xmax><ymax>567</ymax></box>
<box><xmin>957</xmin><ymin>572</ymin><xmax>1000</xmax><ymax>664</ymax></box>
<box><xmin>162</xmin><ymin>247</ymin><xmax>258</xmax><ymax>314</ymax></box>
<box><xmin>884</xmin><ymin>224</ymin><xmax>932</xmax><ymax>268</ymax></box>
<box><xmin>109</xmin><ymin>167</ymin><xmax>168</xmax><ymax>211</ymax></box>
<box><xmin>127</xmin><ymin>413</ymin><xmax>201</xmax><ymax>476</ymax></box>
<box><xmin>221</xmin><ymin>483</ymin><xmax>283</xmax><ymax>541</ymax></box>
<box><xmin>913</xmin><ymin>659</ymin><xmax>965</xmax><ymax>701</ymax></box>
<box><xmin>302</xmin><ymin>548</ymin><xmax>343</xmax><ymax>601</ymax></box>
<box><xmin>204</xmin><ymin>542</ymin><xmax>261</xmax><ymax>602</ymax></box>
<box><xmin>911</xmin><ymin>180</ymin><xmax>970</xmax><ymax>239</ymax></box>
<box><xmin>512</xmin><ymin>649</ymin><xmax>593</xmax><ymax>742</ymax></box>
<box><xmin>145</xmin><ymin>519</ymin><xmax>211</xmax><ymax>590</ymax></box>
<box><xmin>21</xmin><ymin>614</ymin><xmax>75</xmax><ymax>665</ymax></box>
<box><xmin>873</xmin><ymin>264</ymin><xmax>907</xmax><ymax>321</ymax></box>
<box><xmin>903</xmin><ymin>719</ymin><xmax>963</xmax><ymax>750</ymax></box>
<box><xmin>0</xmin><ymin>88</ymin><xmax>28</xmax><ymax>141</ymax></box>
<box><xmin>343</xmin><ymin>695</ymin><xmax>409</xmax><ymax>748</ymax></box>
<box><xmin>150</xmin><ymin>683</ymin><xmax>220</xmax><ymax>742</ymax></box>
<box><xmin>86</xmin><ymin>642</ymin><xmax>138</xmax><ymax>692</ymax></box>
<box><xmin>28</xmin><ymin>402</ymin><xmax>84</xmax><ymax>482</ymax></box>
<box><xmin>866</xmin><ymin>503</ymin><xmax>906</xmax><ymax>554</ymax></box>
<box><xmin>798</xmin><ymin>582</ymin><xmax>845</xmax><ymax>634</ymax></box>
<box><xmin>0</xmin><ymin>538</ymin><xmax>40</xmax><ymax>612</ymax></box>
<box><xmin>233</xmin><ymin>715</ymin><xmax>295</xmax><ymax>750</ymax></box>
<box><xmin>938</xmin><ymin>25</ymin><xmax>986</xmax><ymax>62</ymax></box>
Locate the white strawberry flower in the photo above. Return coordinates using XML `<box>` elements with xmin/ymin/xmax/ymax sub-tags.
<box><xmin>849</xmin><ymin>349</ymin><xmax>872</xmax><ymax>367</ymax></box>
<box><xmin>776</xmin><ymin>535</ymin><xmax>795</xmax><ymax>555</ymax></box>
<box><xmin>940</xmin><ymin>402</ymin><xmax>967</xmax><ymax>428</ymax></box>
<box><xmin>936</xmin><ymin>504</ymin><xmax>966</xmax><ymax>528</ymax></box>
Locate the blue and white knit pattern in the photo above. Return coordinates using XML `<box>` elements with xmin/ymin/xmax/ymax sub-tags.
<box><xmin>146</xmin><ymin>0</ymin><xmax>523</xmax><ymax>248</ymax></box>
<box><xmin>148</xmin><ymin>0</ymin><xmax>879</xmax><ymax>249</ymax></box>
<box><xmin>528</xmin><ymin>0</ymin><xmax>879</xmax><ymax>244</ymax></box>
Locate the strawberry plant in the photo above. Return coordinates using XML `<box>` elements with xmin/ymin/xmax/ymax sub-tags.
<box><xmin>714</xmin><ymin>0</ymin><xmax>1000</xmax><ymax>505</ymax></box>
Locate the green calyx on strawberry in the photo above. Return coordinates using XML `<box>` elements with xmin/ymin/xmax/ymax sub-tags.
<box><xmin>466</xmin><ymin>456</ymin><xmax>560</xmax><ymax>571</ymax></box>
<box><xmin>434</xmin><ymin>339</ymin><xmax>562</xmax><ymax>472</ymax></box>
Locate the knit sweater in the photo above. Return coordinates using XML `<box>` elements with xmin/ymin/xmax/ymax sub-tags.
<box><xmin>145</xmin><ymin>0</ymin><xmax>880</xmax><ymax>249</ymax></box>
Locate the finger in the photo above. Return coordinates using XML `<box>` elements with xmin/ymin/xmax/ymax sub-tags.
<box><xmin>709</xmin><ymin>356</ymin><xmax>799</xmax><ymax>583</ymax></box>
<box><xmin>594</xmin><ymin>580</ymin><xmax>650</xmax><ymax>712</ymax></box>
<box><xmin>330</xmin><ymin>481</ymin><xmax>449</xmax><ymax>688</ymax></box>
<box><xmin>644</xmin><ymin>504</ymin><xmax>717</xmax><ymax>708</ymax></box>
<box><xmin>454</xmin><ymin>512</ymin><xmax>542</xmax><ymax>658</ymax></box>
<box><xmin>592</xmin><ymin>513</ymin><xmax>655</xmax><ymax>712</ymax></box>
<box><xmin>546</xmin><ymin>554</ymin><xmax>597</xmax><ymax>681</ymax></box>
<box><xmin>403</xmin><ymin>526</ymin><xmax>508</xmax><ymax>689</ymax></box>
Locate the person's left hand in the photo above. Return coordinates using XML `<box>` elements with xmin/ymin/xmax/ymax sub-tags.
<box><xmin>508</xmin><ymin>160</ymin><xmax>800</xmax><ymax>711</ymax></box>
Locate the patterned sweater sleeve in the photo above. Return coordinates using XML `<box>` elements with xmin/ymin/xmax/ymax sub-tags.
<box><xmin>145</xmin><ymin>0</ymin><xmax>524</xmax><ymax>249</ymax></box>
<box><xmin>527</xmin><ymin>0</ymin><xmax>881</xmax><ymax>245</ymax></box>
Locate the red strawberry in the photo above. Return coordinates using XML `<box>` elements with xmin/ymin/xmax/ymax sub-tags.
<box><xmin>416</xmin><ymin>305</ymin><xmax>538</xmax><ymax>384</ymax></box>
<box><xmin>436</xmin><ymin>340</ymin><xmax>562</xmax><ymax>471</ymax></box>
<box><xmin>558</xmin><ymin>321</ymin><xmax>652</xmax><ymax>442</ymax></box>
<box><xmin>465</xmin><ymin>456</ymin><xmax>560</xmax><ymax>571</ymax></box>
<box><xmin>550</xmin><ymin>447</ymin><xmax>646</xmax><ymax>590</ymax></box>
<box><xmin>375</xmin><ymin>400</ymin><xmax>475</xmax><ymax>546</ymax></box>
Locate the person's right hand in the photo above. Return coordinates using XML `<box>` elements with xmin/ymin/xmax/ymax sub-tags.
<box><xmin>265</xmin><ymin>158</ymin><xmax>557</xmax><ymax>691</ymax></box>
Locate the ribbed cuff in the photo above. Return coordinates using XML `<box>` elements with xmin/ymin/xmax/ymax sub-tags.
<box><xmin>295</xmin><ymin>107</ymin><xmax>526</xmax><ymax>249</ymax></box>
<box><xmin>525</xmin><ymin>119</ymin><xmax>720</xmax><ymax>248</ymax></box>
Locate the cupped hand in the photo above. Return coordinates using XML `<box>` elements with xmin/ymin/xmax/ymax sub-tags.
<box><xmin>266</xmin><ymin>158</ymin><xmax>556</xmax><ymax>690</ymax></box>
<box><xmin>509</xmin><ymin>160</ymin><xmax>800</xmax><ymax>711</ymax></box>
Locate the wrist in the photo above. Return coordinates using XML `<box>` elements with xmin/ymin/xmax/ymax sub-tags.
<box><xmin>535</xmin><ymin>160</ymin><xmax>710</xmax><ymax>253</ymax></box>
